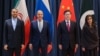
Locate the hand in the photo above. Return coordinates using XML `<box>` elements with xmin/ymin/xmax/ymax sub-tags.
<box><xmin>59</xmin><ymin>44</ymin><xmax>62</xmax><ymax>50</ymax></box>
<box><xmin>82</xmin><ymin>47</ymin><xmax>85</xmax><ymax>52</ymax></box>
<box><xmin>4</xmin><ymin>44</ymin><xmax>8</xmax><ymax>50</ymax></box>
<box><xmin>21</xmin><ymin>44</ymin><xmax>25</xmax><ymax>49</ymax></box>
<box><xmin>29</xmin><ymin>44</ymin><xmax>33</xmax><ymax>50</ymax></box>
<box><xmin>74</xmin><ymin>44</ymin><xmax>78</xmax><ymax>53</ymax></box>
<box><xmin>47</xmin><ymin>44</ymin><xmax>52</xmax><ymax>53</ymax></box>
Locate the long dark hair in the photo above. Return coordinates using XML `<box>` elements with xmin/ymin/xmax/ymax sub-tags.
<box><xmin>85</xmin><ymin>15</ymin><xmax>96</xmax><ymax>28</ymax></box>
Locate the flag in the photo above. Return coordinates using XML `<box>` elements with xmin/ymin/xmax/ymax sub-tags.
<box><xmin>57</xmin><ymin>0</ymin><xmax>77</xmax><ymax>55</ymax></box>
<box><xmin>35</xmin><ymin>0</ymin><xmax>54</xmax><ymax>54</ymax></box>
<box><xmin>80</xmin><ymin>0</ymin><xmax>100</xmax><ymax>56</ymax></box>
<box><xmin>57</xmin><ymin>0</ymin><xmax>76</xmax><ymax>25</ymax></box>
<box><xmin>80</xmin><ymin>0</ymin><xmax>94</xmax><ymax>30</ymax></box>
<box><xmin>15</xmin><ymin>0</ymin><xmax>30</xmax><ymax>55</ymax></box>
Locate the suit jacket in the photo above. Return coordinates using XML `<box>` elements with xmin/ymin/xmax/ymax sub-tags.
<box><xmin>57</xmin><ymin>20</ymin><xmax>78</xmax><ymax>49</ymax></box>
<box><xmin>81</xmin><ymin>25</ymin><xmax>99</xmax><ymax>49</ymax></box>
<box><xmin>3</xmin><ymin>19</ymin><xmax>25</xmax><ymax>48</ymax></box>
<box><xmin>30</xmin><ymin>20</ymin><xmax>50</xmax><ymax>47</ymax></box>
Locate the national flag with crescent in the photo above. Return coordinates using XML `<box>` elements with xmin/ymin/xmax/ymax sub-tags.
<box><xmin>15</xmin><ymin>0</ymin><xmax>30</xmax><ymax>55</ymax></box>
<box><xmin>80</xmin><ymin>0</ymin><xmax>94</xmax><ymax>30</ymax></box>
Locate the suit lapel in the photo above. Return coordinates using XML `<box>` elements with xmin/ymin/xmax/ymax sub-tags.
<box><xmin>70</xmin><ymin>21</ymin><xmax>73</xmax><ymax>31</ymax></box>
<box><xmin>63</xmin><ymin>21</ymin><xmax>73</xmax><ymax>32</ymax></box>
<box><xmin>14</xmin><ymin>19</ymin><xmax>19</xmax><ymax>31</ymax></box>
<box><xmin>36</xmin><ymin>20</ymin><xmax>45</xmax><ymax>33</ymax></box>
<box><xmin>41</xmin><ymin>21</ymin><xmax>45</xmax><ymax>33</ymax></box>
<box><xmin>36</xmin><ymin>21</ymin><xmax>40</xmax><ymax>32</ymax></box>
<box><xmin>63</xmin><ymin>21</ymin><xmax>69</xmax><ymax>32</ymax></box>
<box><xmin>10</xmin><ymin>19</ymin><xmax>14</xmax><ymax>31</ymax></box>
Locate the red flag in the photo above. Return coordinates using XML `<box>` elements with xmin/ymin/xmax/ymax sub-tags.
<box><xmin>57</xmin><ymin>0</ymin><xmax>76</xmax><ymax>53</ymax></box>
<box><xmin>15</xmin><ymin>0</ymin><xmax>30</xmax><ymax>55</ymax></box>
<box><xmin>57</xmin><ymin>0</ymin><xmax>76</xmax><ymax>25</ymax></box>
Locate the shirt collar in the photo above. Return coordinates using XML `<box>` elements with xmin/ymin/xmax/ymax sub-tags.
<box><xmin>37</xmin><ymin>19</ymin><xmax>43</xmax><ymax>22</ymax></box>
<box><xmin>65</xmin><ymin>19</ymin><xmax>70</xmax><ymax>23</ymax></box>
<box><xmin>12</xmin><ymin>17</ymin><xmax>17</xmax><ymax>21</ymax></box>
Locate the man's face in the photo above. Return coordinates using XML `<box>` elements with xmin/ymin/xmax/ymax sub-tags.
<box><xmin>64</xmin><ymin>12</ymin><xmax>71</xmax><ymax>20</ymax></box>
<box><xmin>11</xmin><ymin>9</ymin><xmax>18</xmax><ymax>18</ymax></box>
<box><xmin>36</xmin><ymin>10</ymin><xmax>43</xmax><ymax>21</ymax></box>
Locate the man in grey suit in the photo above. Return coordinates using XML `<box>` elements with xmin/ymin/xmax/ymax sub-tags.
<box><xmin>3</xmin><ymin>8</ymin><xmax>25</xmax><ymax>56</ymax></box>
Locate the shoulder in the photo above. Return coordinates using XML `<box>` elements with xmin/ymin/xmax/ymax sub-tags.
<box><xmin>44</xmin><ymin>20</ymin><xmax>48</xmax><ymax>23</ymax></box>
<box><xmin>5</xmin><ymin>19</ymin><xmax>11</xmax><ymax>22</ymax></box>
<box><xmin>31</xmin><ymin>20</ymin><xmax>36</xmax><ymax>23</ymax></box>
<box><xmin>71</xmin><ymin>21</ymin><xmax>76</xmax><ymax>24</ymax></box>
<box><xmin>30</xmin><ymin>20</ymin><xmax>37</xmax><ymax>26</ymax></box>
<box><xmin>43</xmin><ymin>20</ymin><xmax>49</xmax><ymax>26</ymax></box>
<box><xmin>83</xmin><ymin>25</ymin><xmax>88</xmax><ymax>30</ymax></box>
<box><xmin>17</xmin><ymin>19</ymin><xmax>22</xmax><ymax>22</ymax></box>
<box><xmin>17</xmin><ymin>19</ymin><xmax>24</xmax><ymax>23</ymax></box>
<box><xmin>58</xmin><ymin>21</ymin><xmax>65</xmax><ymax>28</ymax></box>
<box><xmin>59</xmin><ymin>21</ymin><xmax>65</xmax><ymax>25</ymax></box>
<box><xmin>94</xmin><ymin>23</ymin><xmax>98</xmax><ymax>28</ymax></box>
<box><xmin>4</xmin><ymin>19</ymin><xmax>11</xmax><ymax>23</ymax></box>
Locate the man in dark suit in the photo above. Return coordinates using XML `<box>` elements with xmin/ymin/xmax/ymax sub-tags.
<box><xmin>57</xmin><ymin>10</ymin><xmax>78</xmax><ymax>56</ymax></box>
<box><xmin>3</xmin><ymin>9</ymin><xmax>25</xmax><ymax>56</ymax></box>
<box><xmin>29</xmin><ymin>10</ymin><xmax>51</xmax><ymax>56</ymax></box>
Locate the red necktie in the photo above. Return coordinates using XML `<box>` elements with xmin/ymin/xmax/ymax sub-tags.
<box><xmin>66</xmin><ymin>22</ymin><xmax>70</xmax><ymax>32</ymax></box>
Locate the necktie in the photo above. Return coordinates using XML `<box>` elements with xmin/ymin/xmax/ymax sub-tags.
<box><xmin>66</xmin><ymin>21</ymin><xmax>70</xmax><ymax>32</ymax></box>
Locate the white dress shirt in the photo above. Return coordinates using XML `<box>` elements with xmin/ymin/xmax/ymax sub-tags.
<box><xmin>12</xmin><ymin>18</ymin><xmax>17</xmax><ymax>30</ymax></box>
<box><xmin>65</xmin><ymin>19</ymin><xmax>70</xmax><ymax>27</ymax></box>
<box><xmin>37</xmin><ymin>19</ymin><xmax>43</xmax><ymax>32</ymax></box>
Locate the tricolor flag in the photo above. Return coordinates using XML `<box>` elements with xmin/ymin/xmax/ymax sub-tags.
<box><xmin>80</xmin><ymin>0</ymin><xmax>94</xmax><ymax>30</ymax></box>
<box><xmin>57</xmin><ymin>0</ymin><xmax>76</xmax><ymax>25</ymax></box>
<box><xmin>35</xmin><ymin>0</ymin><xmax>54</xmax><ymax>54</ymax></box>
<box><xmin>15</xmin><ymin>0</ymin><xmax>30</xmax><ymax>55</ymax></box>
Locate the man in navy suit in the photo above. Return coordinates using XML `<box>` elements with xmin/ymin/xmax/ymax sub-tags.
<box><xmin>57</xmin><ymin>10</ymin><xmax>78</xmax><ymax>56</ymax></box>
<box><xmin>3</xmin><ymin>9</ymin><xmax>25</xmax><ymax>56</ymax></box>
<box><xmin>29</xmin><ymin>10</ymin><xmax>51</xmax><ymax>56</ymax></box>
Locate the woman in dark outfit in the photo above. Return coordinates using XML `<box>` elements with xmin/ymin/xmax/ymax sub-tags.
<box><xmin>81</xmin><ymin>15</ymin><xmax>99</xmax><ymax>56</ymax></box>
